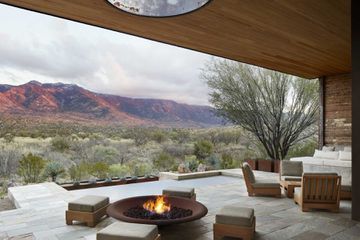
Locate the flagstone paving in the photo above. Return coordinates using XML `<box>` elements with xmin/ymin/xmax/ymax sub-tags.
<box><xmin>1</xmin><ymin>170</ymin><xmax>359</xmax><ymax>240</ymax></box>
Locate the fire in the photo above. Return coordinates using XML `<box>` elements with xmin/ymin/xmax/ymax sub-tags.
<box><xmin>143</xmin><ymin>195</ymin><xmax>171</xmax><ymax>214</ymax></box>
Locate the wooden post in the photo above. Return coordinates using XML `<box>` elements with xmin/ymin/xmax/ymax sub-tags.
<box><xmin>318</xmin><ymin>76</ymin><xmax>325</xmax><ymax>149</ymax></box>
<box><xmin>352</xmin><ymin>0</ymin><xmax>360</xmax><ymax>221</ymax></box>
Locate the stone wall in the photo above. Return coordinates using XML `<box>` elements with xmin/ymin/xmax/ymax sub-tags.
<box><xmin>323</xmin><ymin>73</ymin><xmax>352</xmax><ymax>146</ymax></box>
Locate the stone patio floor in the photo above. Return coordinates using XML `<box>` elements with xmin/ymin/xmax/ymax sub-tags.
<box><xmin>1</xmin><ymin>169</ymin><xmax>359</xmax><ymax>240</ymax></box>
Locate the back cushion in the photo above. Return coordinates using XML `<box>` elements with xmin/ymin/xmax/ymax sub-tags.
<box><xmin>322</xmin><ymin>146</ymin><xmax>335</xmax><ymax>151</ymax></box>
<box><xmin>339</xmin><ymin>151</ymin><xmax>351</xmax><ymax>161</ymax></box>
<box><xmin>344</xmin><ymin>146</ymin><xmax>352</xmax><ymax>152</ymax></box>
<box><xmin>281</xmin><ymin>161</ymin><xmax>303</xmax><ymax>176</ymax></box>
<box><xmin>243</xmin><ymin>163</ymin><xmax>255</xmax><ymax>183</ymax></box>
<box><xmin>313</xmin><ymin>150</ymin><xmax>339</xmax><ymax>160</ymax></box>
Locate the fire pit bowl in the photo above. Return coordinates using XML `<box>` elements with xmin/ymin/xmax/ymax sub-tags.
<box><xmin>107</xmin><ymin>195</ymin><xmax>208</xmax><ymax>226</ymax></box>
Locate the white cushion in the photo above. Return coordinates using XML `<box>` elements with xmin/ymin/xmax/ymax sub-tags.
<box><xmin>344</xmin><ymin>146</ymin><xmax>352</xmax><ymax>152</ymax></box>
<box><xmin>338</xmin><ymin>151</ymin><xmax>351</xmax><ymax>161</ymax></box>
<box><xmin>313</xmin><ymin>150</ymin><xmax>339</xmax><ymax>160</ymax></box>
<box><xmin>290</xmin><ymin>157</ymin><xmax>324</xmax><ymax>166</ymax></box>
<box><xmin>324</xmin><ymin>160</ymin><xmax>351</xmax><ymax>167</ymax></box>
<box><xmin>97</xmin><ymin>222</ymin><xmax>158</xmax><ymax>240</ymax></box>
<box><xmin>322</xmin><ymin>146</ymin><xmax>335</xmax><ymax>151</ymax></box>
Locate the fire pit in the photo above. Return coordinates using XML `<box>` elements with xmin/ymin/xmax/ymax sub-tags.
<box><xmin>107</xmin><ymin>195</ymin><xmax>208</xmax><ymax>226</ymax></box>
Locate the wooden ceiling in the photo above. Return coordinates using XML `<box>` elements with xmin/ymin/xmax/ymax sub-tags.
<box><xmin>0</xmin><ymin>0</ymin><xmax>351</xmax><ymax>79</ymax></box>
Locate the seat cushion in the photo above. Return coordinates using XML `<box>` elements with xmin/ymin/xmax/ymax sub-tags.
<box><xmin>216</xmin><ymin>206</ymin><xmax>254</xmax><ymax>227</ymax></box>
<box><xmin>290</xmin><ymin>157</ymin><xmax>324</xmax><ymax>166</ymax></box>
<box><xmin>339</xmin><ymin>151</ymin><xmax>351</xmax><ymax>161</ymax></box>
<box><xmin>341</xmin><ymin>185</ymin><xmax>352</xmax><ymax>192</ymax></box>
<box><xmin>252</xmin><ymin>179</ymin><xmax>280</xmax><ymax>188</ymax></box>
<box><xmin>281</xmin><ymin>176</ymin><xmax>302</xmax><ymax>182</ymax></box>
<box><xmin>324</xmin><ymin>160</ymin><xmax>351</xmax><ymax>167</ymax></box>
<box><xmin>68</xmin><ymin>195</ymin><xmax>109</xmax><ymax>213</ymax></box>
<box><xmin>242</xmin><ymin>163</ymin><xmax>255</xmax><ymax>183</ymax></box>
<box><xmin>97</xmin><ymin>222</ymin><xmax>158</xmax><ymax>240</ymax></box>
<box><xmin>281</xmin><ymin>161</ymin><xmax>303</xmax><ymax>176</ymax></box>
<box><xmin>322</xmin><ymin>146</ymin><xmax>335</xmax><ymax>151</ymax></box>
<box><xmin>163</xmin><ymin>187</ymin><xmax>195</xmax><ymax>198</ymax></box>
<box><xmin>313</xmin><ymin>150</ymin><xmax>339</xmax><ymax>160</ymax></box>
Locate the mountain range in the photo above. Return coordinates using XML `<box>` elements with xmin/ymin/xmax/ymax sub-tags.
<box><xmin>0</xmin><ymin>81</ymin><xmax>223</xmax><ymax>127</ymax></box>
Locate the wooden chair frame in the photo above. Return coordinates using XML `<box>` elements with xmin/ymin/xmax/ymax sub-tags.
<box><xmin>213</xmin><ymin>217</ymin><xmax>256</xmax><ymax>240</ymax></box>
<box><xmin>66</xmin><ymin>204</ymin><xmax>109</xmax><ymax>227</ymax></box>
<box><xmin>294</xmin><ymin>174</ymin><xmax>341</xmax><ymax>212</ymax></box>
<box><xmin>242</xmin><ymin>166</ymin><xmax>281</xmax><ymax>198</ymax></box>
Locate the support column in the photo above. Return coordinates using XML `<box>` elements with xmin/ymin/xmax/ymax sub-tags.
<box><xmin>352</xmin><ymin>0</ymin><xmax>360</xmax><ymax>221</ymax></box>
<box><xmin>318</xmin><ymin>77</ymin><xmax>325</xmax><ymax>149</ymax></box>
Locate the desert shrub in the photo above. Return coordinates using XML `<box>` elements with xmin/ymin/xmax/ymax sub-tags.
<box><xmin>0</xmin><ymin>146</ymin><xmax>21</xmax><ymax>177</ymax></box>
<box><xmin>18</xmin><ymin>153</ymin><xmax>46</xmax><ymax>183</ymax></box>
<box><xmin>194</xmin><ymin>140</ymin><xmax>214</xmax><ymax>160</ymax></box>
<box><xmin>131</xmin><ymin>128</ymin><xmax>150</xmax><ymax>146</ymax></box>
<box><xmin>3</xmin><ymin>133</ymin><xmax>15</xmax><ymax>143</ymax></box>
<box><xmin>220</xmin><ymin>153</ymin><xmax>235</xmax><ymax>169</ymax></box>
<box><xmin>92</xmin><ymin>145</ymin><xmax>119</xmax><ymax>163</ymax></box>
<box><xmin>133</xmin><ymin>162</ymin><xmax>154</xmax><ymax>176</ymax></box>
<box><xmin>108</xmin><ymin>164</ymin><xmax>131</xmax><ymax>178</ymax></box>
<box><xmin>205</xmin><ymin>154</ymin><xmax>221</xmax><ymax>170</ymax></box>
<box><xmin>153</xmin><ymin>152</ymin><xmax>175</xmax><ymax>171</ymax></box>
<box><xmin>184</xmin><ymin>155</ymin><xmax>199</xmax><ymax>172</ymax></box>
<box><xmin>287</xmin><ymin>139</ymin><xmax>317</xmax><ymax>159</ymax></box>
<box><xmin>76</xmin><ymin>132</ymin><xmax>89</xmax><ymax>139</ymax></box>
<box><xmin>51</xmin><ymin>136</ymin><xmax>71</xmax><ymax>152</ymax></box>
<box><xmin>43</xmin><ymin>161</ymin><xmax>65</xmax><ymax>182</ymax></box>
<box><xmin>151</xmin><ymin>130</ymin><xmax>167</xmax><ymax>143</ymax></box>
<box><xmin>68</xmin><ymin>162</ymin><xmax>91</xmax><ymax>182</ymax></box>
<box><xmin>171</xmin><ymin>129</ymin><xmax>191</xmax><ymax>143</ymax></box>
<box><xmin>217</xmin><ymin>128</ymin><xmax>243</xmax><ymax>145</ymax></box>
<box><xmin>162</xmin><ymin>144</ymin><xmax>193</xmax><ymax>158</ymax></box>
<box><xmin>89</xmin><ymin>162</ymin><xmax>110</xmax><ymax>179</ymax></box>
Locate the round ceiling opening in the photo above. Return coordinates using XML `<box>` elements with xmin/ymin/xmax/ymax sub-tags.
<box><xmin>107</xmin><ymin>0</ymin><xmax>211</xmax><ymax>17</ymax></box>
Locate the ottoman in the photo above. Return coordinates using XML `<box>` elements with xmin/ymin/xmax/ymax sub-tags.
<box><xmin>213</xmin><ymin>206</ymin><xmax>255</xmax><ymax>240</ymax></box>
<box><xmin>97</xmin><ymin>222</ymin><xmax>161</xmax><ymax>240</ymax></box>
<box><xmin>66</xmin><ymin>195</ymin><xmax>109</xmax><ymax>227</ymax></box>
<box><xmin>162</xmin><ymin>187</ymin><xmax>196</xmax><ymax>200</ymax></box>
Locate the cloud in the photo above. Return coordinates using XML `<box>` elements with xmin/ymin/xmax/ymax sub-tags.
<box><xmin>0</xmin><ymin>4</ymin><xmax>213</xmax><ymax>105</ymax></box>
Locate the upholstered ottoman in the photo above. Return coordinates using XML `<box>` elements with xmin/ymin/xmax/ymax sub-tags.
<box><xmin>213</xmin><ymin>206</ymin><xmax>255</xmax><ymax>240</ymax></box>
<box><xmin>97</xmin><ymin>222</ymin><xmax>161</xmax><ymax>240</ymax></box>
<box><xmin>66</xmin><ymin>195</ymin><xmax>109</xmax><ymax>227</ymax></box>
<box><xmin>162</xmin><ymin>187</ymin><xmax>196</xmax><ymax>200</ymax></box>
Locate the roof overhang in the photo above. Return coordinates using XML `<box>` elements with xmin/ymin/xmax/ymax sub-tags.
<box><xmin>0</xmin><ymin>0</ymin><xmax>351</xmax><ymax>79</ymax></box>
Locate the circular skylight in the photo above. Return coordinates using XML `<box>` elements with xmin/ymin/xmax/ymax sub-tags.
<box><xmin>107</xmin><ymin>0</ymin><xmax>211</xmax><ymax>17</ymax></box>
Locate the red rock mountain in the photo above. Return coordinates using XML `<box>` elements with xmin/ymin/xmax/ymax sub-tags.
<box><xmin>0</xmin><ymin>81</ymin><xmax>223</xmax><ymax>127</ymax></box>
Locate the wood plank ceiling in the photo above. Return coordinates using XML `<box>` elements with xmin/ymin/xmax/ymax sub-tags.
<box><xmin>0</xmin><ymin>0</ymin><xmax>351</xmax><ymax>79</ymax></box>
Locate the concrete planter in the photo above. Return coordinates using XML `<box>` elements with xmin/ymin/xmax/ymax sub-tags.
<box><xmin>272</xmin><ymin>159</ymin><xmax>280</xmax><ymax>173</ymax></box>
<box><xmin>60</xmin><ymin>176</ymin><xmax>159</xmax><ymax>190</ymax></box>
<box><xmin>244</xmin><ymin>159</ymin><xmax>258</xmax><ymax>170</ymax></box>
<box><xmin>258</xmin><ymin>159</ymin><xmax>272</xmax><ymax>172</ymax></box>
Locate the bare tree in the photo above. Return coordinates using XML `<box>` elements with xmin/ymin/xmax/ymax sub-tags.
<box><xmin>202</xmin><ymin>60</ymin><xmax>319</xmax><ymax>160</ymax></box>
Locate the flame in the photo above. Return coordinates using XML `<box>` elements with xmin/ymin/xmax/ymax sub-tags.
<box><xmin>143</xmin><ymin>196</ymin><xmax>171</xmax><ymax>214</ymax></box>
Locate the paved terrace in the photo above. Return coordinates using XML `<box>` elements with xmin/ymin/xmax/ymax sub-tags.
<box><xmin>1</xmin><ymin>170</ymin><xmax>359</xmax><ymax>240</ymax></box>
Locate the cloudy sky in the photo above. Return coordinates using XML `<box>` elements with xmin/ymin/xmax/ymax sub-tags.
<box><xmin>0</xmin><ymin>4</ymin><xmax>217</xmax><ymax>105</ymax></box>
